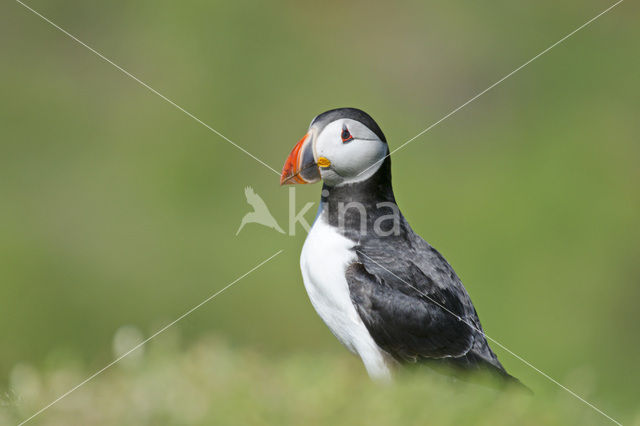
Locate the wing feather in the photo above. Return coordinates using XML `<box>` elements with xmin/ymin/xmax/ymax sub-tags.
<box><xmin>346</xmin><ymin>260</ymin><xmax>474</xmax><ymax>361</ymax></box>
<box><xmin>345</xmin><ymin>227</ymin><xmax>506</xmax><ymax>376</ymax></box>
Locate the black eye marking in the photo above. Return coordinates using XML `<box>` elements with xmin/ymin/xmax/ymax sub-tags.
<box><xmin>341</xmin><ymin>127</ymin><xmax>354</xmax><ymax>143</ymax></box>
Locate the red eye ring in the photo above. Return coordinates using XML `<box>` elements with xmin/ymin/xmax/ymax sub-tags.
<box><xmin>341</xmin><ymin>128</ymin><xmax>354</xmax><ymax>143</ymax></box>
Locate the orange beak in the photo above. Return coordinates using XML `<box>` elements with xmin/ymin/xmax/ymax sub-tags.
<box><xmin>280</xmin><ymin>132</ymin><xmax>321</xmax><ymax>185</ymax></box>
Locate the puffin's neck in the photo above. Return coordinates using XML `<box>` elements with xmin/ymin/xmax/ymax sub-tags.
<box><xmin>318</xmin><ymin>157</ymin><xmax>402</xmax><ymax>240</ymax></box>
<box><xmin>321</xmin><ymin>156</ymin><xmax>395</xmax><ymax>205</ymax></box>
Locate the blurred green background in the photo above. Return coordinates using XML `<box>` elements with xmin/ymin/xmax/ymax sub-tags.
<box><xmin>1</xmin><ymin>0</ymin><xmax>639</xmax><ymax>424</ymax></box>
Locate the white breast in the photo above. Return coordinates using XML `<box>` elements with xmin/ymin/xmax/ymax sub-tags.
<box><xmin>300</xmin><ymin>211</ymin><xmax>393</xmax><ymax>380</ymax></box>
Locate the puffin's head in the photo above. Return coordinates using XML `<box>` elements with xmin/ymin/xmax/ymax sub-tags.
<box><xmin>280</xmin><ymin>108</ymin><xmax>388</xmax><ymax>187</ymax></box>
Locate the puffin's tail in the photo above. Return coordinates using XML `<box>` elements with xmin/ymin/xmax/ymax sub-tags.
<box><xmin>424</xmin><ymin>353</ymin><xmax>532</xmax><ymax>393</ymax></box>
<box><xmin>494</xmin><ymin>368</ymin><xmax>532</xmax><ymax>393</ymax></box>
<box><xmin>466</xmin><ymin>352</ymin><xmax>532</xmax><ymax>393</ymax></box>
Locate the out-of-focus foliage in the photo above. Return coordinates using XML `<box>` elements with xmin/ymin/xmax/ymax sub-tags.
<box><xmin>4</xmin><ymin>333</ymin><xmax>639</xmax><ymax>426</ymax></box>
<box><xmin>0</xmin><ymin>0</ymin><xmax>638</xmax><ymax>424</ymax></box>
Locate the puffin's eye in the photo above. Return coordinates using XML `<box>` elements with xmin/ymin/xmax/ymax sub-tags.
<box><xmin>341</xmin><ymin>128</ymin><xmax>354</xmax><ymax>143</ymax></box>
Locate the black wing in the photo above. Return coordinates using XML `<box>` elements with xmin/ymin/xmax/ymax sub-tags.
<box><xmin>346</xmin><ymin>232</ymin><xmax>506</xmax><ymax>374</ymax></box>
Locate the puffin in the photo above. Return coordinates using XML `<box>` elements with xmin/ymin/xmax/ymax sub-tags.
<box><xmin>280</xmin><ymin>107</ymin><xmax>520</xmax><ymax>384</ymax></box>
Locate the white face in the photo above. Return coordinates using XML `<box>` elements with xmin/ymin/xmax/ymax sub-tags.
<box><xmin>311</xmin><ymin>118</ymin><xmax>388</xmax><ymax>186</ymax></box>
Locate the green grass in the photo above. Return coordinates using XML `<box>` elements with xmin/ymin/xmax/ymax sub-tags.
<box><xmin>2</xmin><ymin>334</ymin><xmax>637</xmax><ymax>426</ymax></box>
